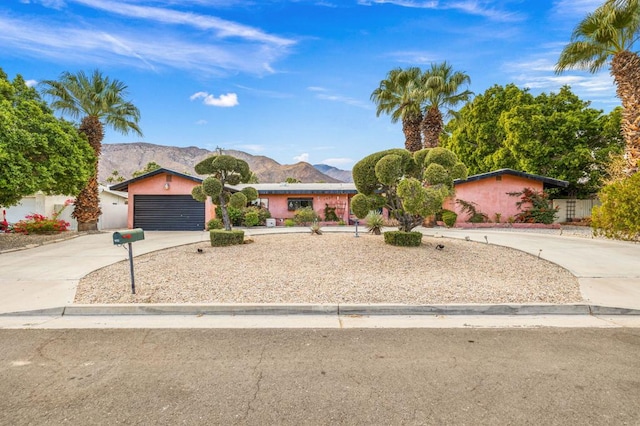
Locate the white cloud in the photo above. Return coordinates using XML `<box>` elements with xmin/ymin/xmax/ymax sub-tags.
<box><xmin>25</xmin><ymin>79</ymin><xmax>38</xmax><ymax>87</ymax></box>
<box><xmin>72</xmin><ymin>0</ymin><xmax>295</xmax><ymax>47</ymax></box>
<box><xmin>293</xmin><ymin>153</ymin><xmax>310</xmax><ymax>163</ymax></box>
<box><xmin>320</xmin><ymin>157</ymin><xmax>354</xmax><ymax>167</ymax></box>
<box><xmin>552</xmin><ymin>0</ymin><xmax>603</xmax><ymax>17</ymax></box>
<box><xmin>0</xmin><ymin>3</ymin><xmax>293</xmax><ymax>76</ymax></box>
<box><xmin>195</xmin><ymin>119</ymin><xmax>207</xmax><ymax>125</ymax></box>
<box><xmin>190</xmin><ymin>91</ymin><xmax>239</xmax><ymax>107</ymax></box>
<box><xmin>357</xmin><ymin>0</ymin><xmax>524</xmax><ymax>22</ymax></box>
<box><xmin>233</xmin><ymin>144</ymin><xmax>265</xmax><ymax>153</ymax></box>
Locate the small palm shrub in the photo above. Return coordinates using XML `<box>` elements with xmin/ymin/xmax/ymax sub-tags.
<box><xmin>365</xmin><ymin>211</ymin><xmax>384</xmax><ymax>235</ymax></box>
<box><xmin>310</xmin><ymin>220</ymin><xmax>323</xmax><ymax>235</ymax></box>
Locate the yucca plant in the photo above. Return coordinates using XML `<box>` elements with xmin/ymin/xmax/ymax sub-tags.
<box><xmin>365</xmin><ymin>211</ymin><xmax>385</xmax><ymax>235</ymax></box>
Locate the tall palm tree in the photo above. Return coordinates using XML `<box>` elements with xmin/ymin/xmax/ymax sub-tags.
<box><xmin>371</xmin><ymin>67</ymin><xmax>424</xmax><ymax>152</ymax></box>
<box><xmin>556</xmin><ymin>0</ymin><xmax>640</xmax><ymax>175</ymax></box>
<box><xmin>41</xmin><ymin>70</ymin><xmax>142</xmax><ymax>231</ymax></box>
<box><xmin>420</xmin><ymin>62</ymin><xmax>473</xmax><ymax>148</ymax></box>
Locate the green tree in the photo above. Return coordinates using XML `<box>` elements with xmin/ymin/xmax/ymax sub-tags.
<box><xmin>592</xmin><ymin>172</ymin><xmax>640</xmax><ymax>240</ymax></box>
<box><xmin>351</xmin><ymin>147</ymin><xmax>467</xmax><ymax>234</ymax></box>
<box><xmin>0</xmin><ymin>69</ymin><xmax>94</xmax><ymax>207</ymax></box>
<box><xmin>420</xmin><ymin>62</ymin><xmax>473</xmax><ymax>148</ymax></box>
<box><xmin>371</xmin><ymin>67</ymin><xmax>424</xmax><ymax>152</ymax></box>
<box><xmin>40</xmin><ymin>69</ymin><xmax>142</xmax><ymax>231</ymax></box>
<box><xmin>191</xmin><ymin>154</ymin><xmax>257</xmax><ymax>231</ymax></box>
<box><xmin>556</xmin><ymin>0</ymin><xmax>640</xmax><ymax>174</ymax></box>
<box><xmin>132</xmin><ymin>161</ymin><xmax>162</xmax><ymax>177</ymax></box>
<box><xmin>443</xmin><ymin>84</ymin><xmax>623</xmax><ymax>197</ymax></box>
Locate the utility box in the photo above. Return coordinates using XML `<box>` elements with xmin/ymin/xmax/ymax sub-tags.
<box><xmin>266</xmin><ymin>218</ymin><xmax>276</xmax><ymax>228</ymax></box>
<box><xmin>113</xmin><ymin>228</ymin><xmax>145</xmax><ymax>245</ymax></box>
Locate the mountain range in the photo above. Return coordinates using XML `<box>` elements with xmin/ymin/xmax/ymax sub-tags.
<box><xmin>99</xmin><ymin>143</ymin><xmax>353</xmax><ymax>184</ymax></box>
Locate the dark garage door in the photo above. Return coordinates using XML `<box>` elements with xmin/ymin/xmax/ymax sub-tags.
<box><xmin>133</xmin><ymin>195</ymin><xmax>205</xmax><ymax>231</ymax></box>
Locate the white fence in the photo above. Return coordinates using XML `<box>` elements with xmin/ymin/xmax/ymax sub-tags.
<box><xmin>552</xmin><ymin>199</ymin><xmax>601</xmax><ymax>223</ymax></box>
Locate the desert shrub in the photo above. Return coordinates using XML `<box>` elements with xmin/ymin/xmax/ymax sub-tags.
<box><xmin>243</xmin><ymin>209</ymin><xmax>260</xmax><ymax>227</ymax></box>
<box><xmin>441</xmin><ymin>209</ymin><xmax>458</xmax><ymax>227</ymax></box>
<box><xmin>383</xmin><ymin>231</ymin><xmax>423</xmax><ymax>247</ymax></box>
<box><xmin>508</xmin><ymin>188</ymin><xmax>558</xmax><ymax>224</ymax></box>
<box><xmin>207</xmin><ymin>218</ymin><xmax>224</xmax><ymax>230</ymax></box>
<box><xmin>216</xmin><ymin>206</ymin><xmax>244</xmax><ymax>226</ymax></box>
<box><xmin>293</xmin><ymin>206</ymin><xmax>319</xmax><ymax>225</ymax></box>
<box><xmin>456</xmin><ymin>199</ymin><xmax>488</xmax><ymax>223</ymax></box>
<box><xmin>365</xmin><ymin>211</ymin><xmax>385</xmax><ymax>235</ymax></box>
<box><xmin>12</xmin><ymin>213</ymin><xmax>70</xmax><ymax>234</ymax></box>
<box><xmin>592</xmin><ymin>173</ymin><xmax>640</xmax><ymax>241</ymax></box>
<box><xmin>210</xmin><ymin>230</ymin><xmax>245</xmax><ymax>247</ymax></box>
<box><xmin>284</xmin><ymin>219</ymin><xmax>295</xmax><ymax>227</ymax></box>
<box><xmin>310</xmin><ymin>221</ymin><xmax>323</xmax><ymax>235</ymax></box>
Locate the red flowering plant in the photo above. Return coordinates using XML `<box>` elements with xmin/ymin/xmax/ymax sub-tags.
<box><xmin>12</xmin><ymin>199</ymin><xmax>74</xmax><ymax>235</ymax></box>
<box><xmin>508</xmin><ymin>188</ymin><xmax>559</xmax><ymax>225</ymax></box>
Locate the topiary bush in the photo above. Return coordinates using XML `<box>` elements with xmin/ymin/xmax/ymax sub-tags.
<box><xmin>592</xmin><ymin>173</ymin><xmax>640</xmax><ymax>241</ymax></box>
<box><xmin>383</xmin><ymin>231</ymin><xmax>423</xmax><ymax>247</ymax></box>
<box><xmin>210</xmin><ymin>230</ymin><xmax>245</xmax><ymax>246</ymax></box>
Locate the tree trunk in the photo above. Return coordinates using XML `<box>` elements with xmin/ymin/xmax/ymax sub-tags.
<box><xmin>402</xmin><ymin>111</ymin><xmax>423</xmax><ymax>152</ymax></box>
<box><xmin>611</xmin><ymin>51</ymin><xmax>640</xmax><ymax>175</ymax></box>
<box><xmin>72</xmin><ymin>116</ymin><xmax>104</xmax><ymax>232</ymax></box>
<box><xmin>421</xmin><ymin>106</ymin><xmax>443</xmax><ymax>148</ymax></box>
<box><xmin>219</xmin><ymin>193</ymin><xmax>232</xmax><ymax>231</ymax></box>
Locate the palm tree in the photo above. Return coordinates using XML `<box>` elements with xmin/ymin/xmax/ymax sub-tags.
<box><xmin>371</xmin><ymin>67</ymin><xmax>424</xmax><ymax>152</ymax></box>
<box><xmin>556</xmin><ymin>0</ymin><xmax>640</xmax><ymax>175</ymax></box>
<box><xmin>41</xmin><ymin>70</ymin><xmax>142</xmax><ymax>231</ymax></box>
<box><xmin>420</xmin><ymin>62</ymin><xmax>473</xmax><ymax>148</ymax></box>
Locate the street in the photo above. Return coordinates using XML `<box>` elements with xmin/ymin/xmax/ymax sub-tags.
<box><xmin>2</xmin><ymin>328</ymin><xmax>639</xmax><ymax>425</ymax></box>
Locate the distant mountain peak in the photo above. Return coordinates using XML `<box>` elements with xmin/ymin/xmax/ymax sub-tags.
<box><xmin>99</xmin><ymin>142</ymin><xmax>351</xmax><ymax>184</ymax></box>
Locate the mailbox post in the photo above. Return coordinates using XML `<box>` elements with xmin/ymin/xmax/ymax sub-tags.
<box><xmin>113</xmin><ymin>228</ymin><xmax>145</xmax><ymax>294</ymax></box>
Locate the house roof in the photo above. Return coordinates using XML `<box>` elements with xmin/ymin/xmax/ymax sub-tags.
<box><xmin>109</xmin><ymin>168</ymin><xmax>203</xmax><ymax>192</ymax></box>
<box><xmin>99</xmin><ymin>185</ymin><xmax>128</xmax><ymax>199</ymax></box>
<box><xmin>230</xmin><ymin>182</ymin><xmax>357</xmax><ymax>195</ymax></box>
<box><xmin>454</xmin><ymin>169</ymin><xmax>569</xmax><ymax>189</ymax></box>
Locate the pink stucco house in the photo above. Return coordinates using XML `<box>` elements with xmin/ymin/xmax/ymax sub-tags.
<box><xmin>111</xmin><ymin>168</ymin><xmax>212</xmax><ymax>230</ymax></box>
<box><xmin>444</xmin><ymin>169</ymin><xmax>568</xmax><ymax>225</ymax></box>
<box><xmin>111</xmin><ymin>167</ymin><xmax>567</xmax><ymax>230</ymax></box>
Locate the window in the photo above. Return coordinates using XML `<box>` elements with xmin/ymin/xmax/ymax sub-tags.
<box><xmin>288</xmin><ymin>198</ymin><xmax>313</xmax><ymax>211</ymax></box>
<box><xmin>251</xmin><ymin>198</ymin><xmax>269</xmax><ymax>209</ymax></box>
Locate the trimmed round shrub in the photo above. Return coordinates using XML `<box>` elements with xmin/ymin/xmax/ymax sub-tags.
<box><xmin>243</xmin><ymin>210</ymin><xmax>260</xmax><ymax>227</ymax></box>
<box><xmin>383</xmin><ymin>231</ymin><xmax>423</xmax><ymax>247</ymax></box>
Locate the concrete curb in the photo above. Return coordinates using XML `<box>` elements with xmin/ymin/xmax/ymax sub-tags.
<box><xmin>3</xmin><ymin>303</ymin><xmax>640</xmax><ymax>317</ymax></box>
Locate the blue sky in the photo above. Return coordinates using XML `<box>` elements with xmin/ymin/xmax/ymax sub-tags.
<box><xmin>1</xmin><ymin>0</ymin><xmax>618</xmax><ymax>170</ymax></box>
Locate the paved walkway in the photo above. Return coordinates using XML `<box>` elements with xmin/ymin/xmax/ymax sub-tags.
<box><xmin>1</xmin><ymin>226</ymin><xmax>639</xmax><ymax>328</ymax></box>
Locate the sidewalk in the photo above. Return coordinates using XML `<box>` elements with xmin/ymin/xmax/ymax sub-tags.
<box><xmin>1</xmin><ymin>226</ymin><xmax>639</xmax><ymax>328</ymax></box>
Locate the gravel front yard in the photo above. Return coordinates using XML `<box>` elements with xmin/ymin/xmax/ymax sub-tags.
<box><xmin>75</xmin><ymin>233</ymin><xmax>582</xmax><ymax>305</ymax></box>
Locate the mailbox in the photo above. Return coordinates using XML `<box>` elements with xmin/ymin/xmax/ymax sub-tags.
<box><xmin>113</xmin><ymin>228</ymin><xmax>145</xmax><ymax>245</ymax></box>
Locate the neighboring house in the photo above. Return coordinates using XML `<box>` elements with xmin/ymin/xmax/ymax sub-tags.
<box><xmin>231</xmin><ymin>183</ymin><xmax>358</xmax><ymax>224</ymax></box>
<box><xmin>2</xmin><ymin>186</ymin><xmax>128</xmax><ymax>231</ymax></box>
<box><xmin>445</xmin><ymin>169</ymin><xmax>569</xmax><ymax>225</ymax></box>
<box><xmin>110</xmin><ymin>168</ymin><xmax>212</xmax><ymax>231</ymax></box>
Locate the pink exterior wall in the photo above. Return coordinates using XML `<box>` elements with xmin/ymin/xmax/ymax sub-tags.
<box><xmin>259</xmin><ymin>193</ymin><xmax>353</xmax><ymax>223</ymax></box>
<box><xmin>444</xmin><ymin>175</ymin><xmax>544</xmax><ymax>224</ymax></box>
<box><xmin>126</xmin><ymin>173</ymin><xmax>212</xmax><ymax>228</ymax></box>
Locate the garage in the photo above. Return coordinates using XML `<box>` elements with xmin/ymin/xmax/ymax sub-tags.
<box><xmin>133</xmin><ymin>194</ymin><xmax>205</xmax><ymax>231</ymax></box>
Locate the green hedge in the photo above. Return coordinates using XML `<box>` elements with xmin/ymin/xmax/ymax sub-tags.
<box><xmin>440</xmin><ymin>209</ymin><xmax>457</xmax><ymax>228</ymax></box>
<box><xmin>210</xmin><ymin>230</ymin><xmax>245</xmax><ymax>247</ymax></box>
<box><xmin>383</xmin><ymin>231</ymin><xmax>423</xmax><ymax>247</ymax></box>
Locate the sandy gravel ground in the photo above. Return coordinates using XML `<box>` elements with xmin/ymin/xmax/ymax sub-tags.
<box><xmin>76</xmin><ymin>233</ymin><xmax>582</xmax><ymax>305</ymax></box>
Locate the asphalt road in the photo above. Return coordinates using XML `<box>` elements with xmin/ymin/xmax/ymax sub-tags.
<box><xmin>2</xmin><ymin>328</ymin><xmax>640</xmax><ymax>425</ymax></box>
